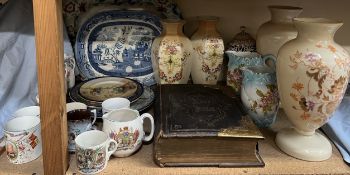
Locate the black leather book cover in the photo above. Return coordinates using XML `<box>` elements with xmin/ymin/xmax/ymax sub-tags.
<box><xmin>155</xmin><ymin>84</ymin><xmax>263</xmax><ymax>138</ymax></box>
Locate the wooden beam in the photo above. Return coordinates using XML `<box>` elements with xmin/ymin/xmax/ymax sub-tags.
<box><xmin>32</xmin><ymin>0</ymin><xmax>68</xmax><ymax>174</ymax></box>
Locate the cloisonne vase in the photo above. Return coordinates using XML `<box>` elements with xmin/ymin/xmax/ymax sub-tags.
<box><xmin>191</xmin><ymin>17</ymin><xmax>224</xmax><ymax>84</ymax></box>
<box><xmin>256</xmin><ymin>6</ymin><xmax>303</xmax><ymax>57</ymax></box>
<box><xmin>151</xmin><ymin>20</ymin><xmax>193</xmax><ymax>84</ymax></box>
<box><xmin>276</xmin><ymin>18</ymin><xmax>350</xmax><ymax>161</ymax></box>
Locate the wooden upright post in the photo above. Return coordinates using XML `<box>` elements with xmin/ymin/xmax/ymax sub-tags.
<box><xmin>32</xmin><ymin>0</ymin><xmax>68</xmax><ymax>174</ymax></box>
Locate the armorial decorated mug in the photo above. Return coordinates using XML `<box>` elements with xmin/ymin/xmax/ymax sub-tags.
<box><xmin>4</xmin><ymin>116</ymin><xmax>42</xmax><ymax>164</ymax></box>
<box><xmin>75</xmin><ymin>130</ymin><xmax>118</xmax><ymax>174</ymax></box>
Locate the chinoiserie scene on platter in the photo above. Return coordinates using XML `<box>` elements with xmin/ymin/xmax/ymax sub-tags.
<box><xmin>0</xmin><ymin>0</ymin><xmax>350</xmax><ymax>174</ymax></box>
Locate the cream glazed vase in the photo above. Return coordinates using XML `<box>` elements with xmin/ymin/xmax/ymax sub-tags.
<box><xmin>151</xmin><ymin>20</ymin><xmax>193</xmax><ymax>84</ymax></box>
<box><xmin>256</xmin><ymin>6</ymin><xmax>303</xmax><ymax>57</ymax></box>
<box><xmin>276</xmin><ymin>18</ymin><xmax>350</xmax><ymax>161</ymax></box>
<box><xmin>191</xmin><ymin>17</ymin><xmax>224</xmax><ymax>84</ymax></box>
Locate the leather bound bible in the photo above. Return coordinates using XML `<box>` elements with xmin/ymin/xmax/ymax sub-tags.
<box><xmin>153</xmin><ymin>84</ymin><xmax>265</xmax><ymax>167</ymax></box>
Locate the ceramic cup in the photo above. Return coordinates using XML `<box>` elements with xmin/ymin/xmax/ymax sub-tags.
<box><xmin>66</xmin><ymin>102</ymin><xmax>97</xmax><ymax>152</ymax></box>
<box><xmin>102</xmin><ymin>108</ymin><xmax>154</xmax><ymax>157</ymax></box>
<box><xmin>75</xmin><ymin>130</ymin><xmax>118</xmax><ymax>174</ymax></box>
<box><xmin>13</xmin><ymin>106</ymin><xmax>40</xmax><ymax>118</ymax></box>
<box><xmin>3</xmin><ymin>116</ymin><xmax>42</xmax><ymax>164</ymax></box>
<box><xmin>101</xmin><ymin>98</ymin><xmax>130</xmax><ymax>114</ymax></box>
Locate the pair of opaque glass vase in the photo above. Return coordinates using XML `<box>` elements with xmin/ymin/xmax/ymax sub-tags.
<box><xmin>151</xmin><ymin>17</ymin><xmax>224</xmax><ymax>85</ymax></box>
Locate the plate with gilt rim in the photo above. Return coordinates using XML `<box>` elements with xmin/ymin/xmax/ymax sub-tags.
<box><xmin>69</xmin><ymin>77</ymin><xmax>144</xmax><ymax>106</ymax></box>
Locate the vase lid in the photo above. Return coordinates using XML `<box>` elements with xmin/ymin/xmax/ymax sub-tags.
<box><xmin>226</xmin><ymin>26</ymin><xmax>256</xmax><ymax>53</ymax></box>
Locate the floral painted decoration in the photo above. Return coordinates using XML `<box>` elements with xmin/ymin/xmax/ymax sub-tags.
<box><xmin>250</xmin><ymin>84</ymin><xmax>279</xmax><ymax>115</ymax></box>
<box><xmin>226</xmin><ymin>52</ymin><xmax>272</xmax><ymax>94</ymax></box>
<box><xmin>240</xmin><ymin>63</ymin><xmax>278</xmax><ymax>128</ymax></box>
<box><xmin>288</xmin><ymin>43</ymin><xmax>350</xmax><ymax>127</ymax></box>
<box><xmin>227</xmin><ymin>68</ymin><xmax>243</xmax><ymax>93</ymax></box>
<box><xmin>156</xmin><ymin>39</ymin><xmax>191</xmax><ymax>83</ymax></box>
<box><xmin>194</xmin><ymin>37</ymin><xmax>224</xmax><ymax>82</ymax></box>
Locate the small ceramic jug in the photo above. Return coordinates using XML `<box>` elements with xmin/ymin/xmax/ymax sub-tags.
<box><xmin>226</xmin><ymin>51</ymin><xmax>276</xmax><ymax>94</ymax></box>
<box><xmin>241</xmin><ymin>65</ymin><xmax>279</xmax><ymax>127</ymax></box>
<box><xmin>102</xmin><ymin>108</ymin><xmax>154</xmax><ymax>157</ymax></box>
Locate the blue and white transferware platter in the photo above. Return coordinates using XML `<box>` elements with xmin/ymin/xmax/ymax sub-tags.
<box><xmin>75</xmin><ymin>9</ymin><xmax>162</xmax><ymax>85</ymax></box>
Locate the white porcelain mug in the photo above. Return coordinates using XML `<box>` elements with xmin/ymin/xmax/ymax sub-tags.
<box><xmin>13</xmin><ymin>106</ymin><xmax>40</xmax><ymax>118</ymax></box>
<box><xmin>102</xmin><ymin>108</ymin><xmax>154</xmax><ymax>157</ymax></box>
<box><xmin>75</xmin><ymin>130</ymin><xmax>118</xmax><ymax>174</ymax></box>
<box><xmin>101</xmin><ymin>98</ymin><xmax>130</xmax><ymax>114</ymax></box>
<box><xmin>66</xmin><ymin>102</ymin><xmax>97</xmax><ymax>152</ymax></box>
<box><xmin>3</xmin><ymin>116</ymin><xmax>42</xmax><ymax>164</ymax></box>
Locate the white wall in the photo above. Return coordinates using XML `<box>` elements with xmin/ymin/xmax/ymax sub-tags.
<box><xmin>176</xmin><ymin>0</ymin><xmax>350</xmax><ymax>50</ymax></box>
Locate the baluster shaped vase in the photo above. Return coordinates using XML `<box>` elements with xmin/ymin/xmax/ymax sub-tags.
<box><xmin>151</xmin><ymin>20</ymin><xmax>193</xmax><ymax>84</ymax></box>
<box><xmin>191</xmin><ymin>16</ymin><xmax>224</xmax><ymax>85</ymax></box>
<box><xmin>276</xmin><ymin>18</ymin><xmax>350</xmax><ymax>161</ymax></box>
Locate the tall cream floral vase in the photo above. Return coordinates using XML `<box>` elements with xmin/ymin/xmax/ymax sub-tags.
<box><xmin>151</xmin><ymin>20</ymin><xmax>193</xmax><ymax>84</ymax></box>
<box><xmin>191</xmin><ymin>16</ymin><xmax>224</xmax><ymax>85</ymax></box>
<box><xmin>276</xmin><ymin>18</ymin><xmax>350</xmax><ymax>161</ymax></box>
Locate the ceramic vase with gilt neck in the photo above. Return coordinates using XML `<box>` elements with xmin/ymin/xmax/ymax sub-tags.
<box><xmin>276</xmin><ymin>18</ymin><xmax>350</xmax><ymax>161</ymax></box>
<box><xmin>151</xmin><ymin>20</ymin><xmax>193</xmax><ymax>84</ymax></box>
<box><xmin>191</xmin><ymin>16</ymin><xmax>224</xmax><ymax>85</ymax></box>
<box><xmin>256</xmin><ymin>6</ymin><xmax>303</xmax><ymax>57</ymax></box>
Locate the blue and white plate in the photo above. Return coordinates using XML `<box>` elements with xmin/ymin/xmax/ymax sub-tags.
<box><xmin>75</xmin><ymin>9</ymin><xmax>162</xmax><ymax>85</ymax></box>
